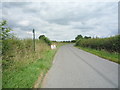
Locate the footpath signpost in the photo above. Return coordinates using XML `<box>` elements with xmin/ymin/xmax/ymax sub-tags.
<box><xmin>33</xmin><ymin>29</ymin><xmax>35</xmax><ymax>52</ymax></box>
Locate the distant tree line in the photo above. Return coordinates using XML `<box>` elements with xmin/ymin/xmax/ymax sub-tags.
<box><xmin>75</xmin><ymin>34</ymin><xmax>91</xmax><ymax>41</ymax></box>
<box><xmin>59</xmin><ymin>35</ymin><xmax>91</xmax><ymax>43</ymax></box>
<box><xmin>51</xmin><ymin>35</ymin><xmax>91</xmax><ymax>43</ymax></box>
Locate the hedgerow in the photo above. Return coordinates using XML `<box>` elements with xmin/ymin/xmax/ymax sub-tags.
<box><xmin>75</xmin><ymin>35</ymin><xmax>120</xmax><ymax>53</ymax></box>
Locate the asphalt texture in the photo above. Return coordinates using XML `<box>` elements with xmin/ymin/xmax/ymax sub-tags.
<box><xmin>42</xmin><ymin>44</ymin><xmax>119</xmax><ymax>88</ymax></box>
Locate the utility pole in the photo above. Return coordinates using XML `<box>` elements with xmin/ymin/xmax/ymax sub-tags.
<box><xmin>33</xmin><ymin>29</ymin><xmax>35</xmax><ymax>52</ymax></box>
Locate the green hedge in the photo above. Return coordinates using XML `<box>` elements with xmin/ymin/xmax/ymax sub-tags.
<box><xmin>75</xmin><ymin>35</ymin><xmax>120</xmax><ymax>52</ymax></box>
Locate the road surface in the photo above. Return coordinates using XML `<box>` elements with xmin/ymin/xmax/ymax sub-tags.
<box><xmin>42</xmin><ymin>44</ymin><xmax>118</xmax><ymax>88</ymax></box>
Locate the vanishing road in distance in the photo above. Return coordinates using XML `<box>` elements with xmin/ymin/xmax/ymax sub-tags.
<box><xmin>42</xmin><ymin>44</ymin><xmax>118</xmax><ymax>88</ymax></box>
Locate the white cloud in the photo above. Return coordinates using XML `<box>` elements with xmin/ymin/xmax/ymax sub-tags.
<box><xmin>1</xmin><ymin>1</ymin><xmax>118</xmax><ymax>41</ymax></box>
<box><xmin>1</xmin><ymin>0</ymin><xmax>119</xmax><ymax>2</ymax></box>
<box><xmin>26</xmin><ymin>31</ymin><xmax>33</xmax><ymax>35</ymax></box>
<box><xmin>18</xmin><ymin>20</ymin><xmax>30</xmax><ymax>26</ymax></box>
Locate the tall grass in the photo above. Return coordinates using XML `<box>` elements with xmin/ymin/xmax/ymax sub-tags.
<box><xmin>2</xmin><ymin>38</ymin><xmax>53</xmax><ymax>88</ymax></box>
<box><xmin>2</xmin><ymin>38</ymin><xmax>49</xmax><ymax>70</ymax></box>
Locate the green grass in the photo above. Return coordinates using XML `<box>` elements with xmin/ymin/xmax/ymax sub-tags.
<box><xmin>76</xmin><ymin>46</ymin><xmax>119</xmax><ymax>64</ymax></box>
<box><xmin>3</xmin><ymin>49</ymin><xmax>57</xmax><ymax>88</ymax></box>
<box><xmin>2</xmin><ymin>42</ymin><xmax>65</xmax><ymax>88</ymax></box>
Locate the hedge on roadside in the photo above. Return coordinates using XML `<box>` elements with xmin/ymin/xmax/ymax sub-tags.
<box><xmin>75</xmin><ymin>35</ymin><xmax>120</xmax><ymax>53</ymax></box>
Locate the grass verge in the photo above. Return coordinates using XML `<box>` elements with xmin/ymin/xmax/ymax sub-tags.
<box><xmin>3</xmin><ymin>49</ymin><xmax>56</xmax><ymax>88</ymax></box>
<box><xmin>76</xmin><ymin>46</ymin><xmax>119</xmax><ymax>64</ymax></box>
<box><xmin>3</xmin><ymin>42</ymin><xmax>64</xmax><ymax>88</ymax></box>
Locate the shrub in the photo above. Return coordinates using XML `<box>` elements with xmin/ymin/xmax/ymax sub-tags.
<box><xmin>75</xmin><ymin>35</ymin><xmax>83</xmax><ymax>41</ymax></box>
<box><xmin>39</xmin><ymin>35</ymin><xmax>51</xmax><ymax>45</ymax></box>
<box><xmin>75</xmin><ymin>35</ymin><xmax>120</xmax><ymax>53</ymax></box>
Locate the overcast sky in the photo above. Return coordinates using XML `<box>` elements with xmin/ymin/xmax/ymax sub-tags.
<box><xmin>1</xmin><ymin>0</ymin><xmax>118</xmax><ymax>41</ymax></box>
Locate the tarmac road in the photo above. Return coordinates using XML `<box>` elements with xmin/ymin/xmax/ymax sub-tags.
<box><xmin>42</xmin><ymin>44</ymin><xmax>118</xmax><ymax>88</ymax></box>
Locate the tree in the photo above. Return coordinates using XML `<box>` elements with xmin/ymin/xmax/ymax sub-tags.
<box><xmin>75</xmin><ymin>35</ymin><xmax>83</xmax><ymax>41</ymax></box>
<box><xmin>39</xmin><ymin>35</ymin><xmax>51</xmax><ymax>45</ymax></box>
<box><xmin>0</xmin><ymin>20</ymin><xmax>13</xmax><ymax>40</ymax></box>
<box><xmin>84</xmin><ymin>36</ymin><xmax>91</xmax><ymax>39</ymax></box>
<box><xmin>39</xmin><ymin>35</ymin><xmax>45</xmax><ymax>40</ymax></box>
<box><xmin>71</xmin><ymin>40</ymin><xmax>76</xmax><ymax>43</ymax></box>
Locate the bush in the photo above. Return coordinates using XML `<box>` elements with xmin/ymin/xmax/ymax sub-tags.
<box><xmin>2</xmin><ymin>38</ymin><xmax>33</xmax><ymax>68</ymax></box>
<box><xmin>39</xmin><ymin>35</ymin><xmax>51</xmax><ymax>45</ymax></box>
<box><xmin>75</xmin><ymin>35</ymin><xmax>120</xmax><ymax>53</ymax></box>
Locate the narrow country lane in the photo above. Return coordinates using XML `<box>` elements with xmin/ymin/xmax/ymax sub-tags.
<box><xmin>42</xmin><ymin>44</ymin><xmax>118</xmax><ymax>88</ymax></box>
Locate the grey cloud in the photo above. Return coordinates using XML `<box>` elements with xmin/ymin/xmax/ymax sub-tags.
<box><xmin>43</xmin><ymin>2</ymin><xmax>117</xmax><ymax>26</ymax></box>
<box><xmin>74</xmin><ymin>26</ymin><xmax>94</xmax><ymax>30</ymax></box>
<box><xmin>2</xmin><ymin>17</ymin><xmax>32</xmax><ymax>31</ymax></box>
<box><xmin>1</xmin><ymin>2</ymin><xmax>118</xmax><ymax>41</ymax></box>
<box><xmin>2</xmin><ymin>2</ymin><xmax>31</xmax><ymax>8</ymax></box>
